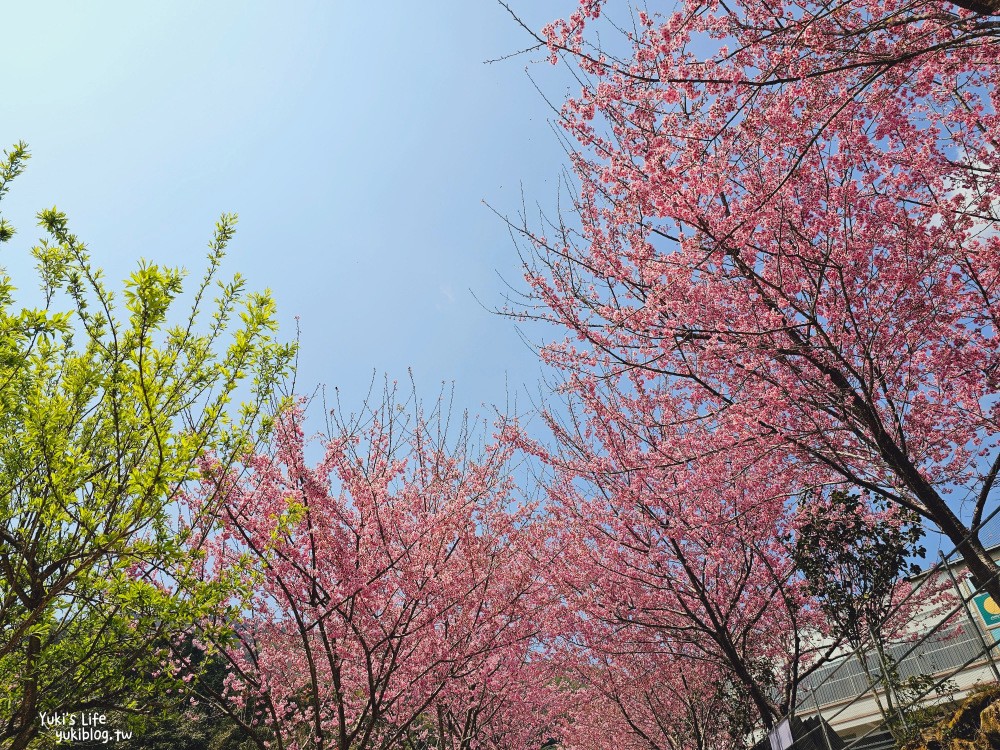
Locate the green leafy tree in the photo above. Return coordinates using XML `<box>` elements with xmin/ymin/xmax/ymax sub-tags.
<box><xmin>0</xmin><ymin>143</ymin><xmax>295</xmax><ymax>750</ymax></box>
<box><xmin>794</xmin><ymin>490</ymin><xmax>926</xmax><ymax>648</ymax></box>
<box><xmin>794</xmin><ymin>490</ymin><xmax>930</xmax><ymax>738</ymax></box>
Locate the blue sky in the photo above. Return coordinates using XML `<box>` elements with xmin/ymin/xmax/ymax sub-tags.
<box><xmin>0</xmin><ymin>1</ymin><xmax>575</xmax><ymax>420</ymax></box>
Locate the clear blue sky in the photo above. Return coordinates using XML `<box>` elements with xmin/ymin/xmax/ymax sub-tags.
<box><xmin>0</xmin><ymin>1</ymin><xmax>574</xmax><ymax>419</ymax></box>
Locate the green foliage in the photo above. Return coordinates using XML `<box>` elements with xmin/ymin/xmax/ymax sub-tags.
<box><xmin>892</xmin><ymin>682</ymin><xmax>1000</xmax><ymax>749</ymax></box>
<box><xmin>794</xmin><ymin>489</ymin><xmax>925</xmax><ymax>649</ymax></box>
<box><xmin>794</xmin><ymin>489</ymin><xmax>936</xmax><ymax>744</ymax></box>
<box><xmin>887</xmin><ymin>672</ymin><xmax>960</xmax><ymax>745</ymax></box>
<box><xmin>0</xmin><ymin>144</ymin><xmax>295</xmax><ymax>749</ymax></box>
<box><xmin>100</xmin><ymin>646</ymin><xmax>259</xmax><ymax>750</ymax></box>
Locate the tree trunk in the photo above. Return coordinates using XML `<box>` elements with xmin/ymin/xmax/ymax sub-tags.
<box><xmin>916</xmin><ymin>491</ymin><xmax>1000</xmax><ymax>606</ymax></box>
<box><xmin>8</xmin><ymin>633</ymin><xmax>42</xmax><ymax>750</ymax></box>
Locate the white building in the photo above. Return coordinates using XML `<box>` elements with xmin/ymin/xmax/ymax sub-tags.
<box><xmin>795</xmin><ymin>549</ymin><xmax>1000</xmax><ymax>750</ymax></box>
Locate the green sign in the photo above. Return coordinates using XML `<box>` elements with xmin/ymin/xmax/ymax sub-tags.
<box><xmin>973</xmin><ymin>592</ymin><xmax>1000</xmax><ymax>628</ymax></box>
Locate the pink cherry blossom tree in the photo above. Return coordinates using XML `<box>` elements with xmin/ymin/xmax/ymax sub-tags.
<box><xmin>420</xmin><ymin>655</ymin><xmax>567</xmax><ymax>750</ymax></box>
<box><xmin>182</xmin><ymin>391</ymin><xmax>555</xmax><ymax>750</ymax></box>
<box><xmin>517</xmin><ymin>397</ymin><xmax>836</xmax><ymax>734</ymax></box>
<box><xmin>510</xmin><ymin>0</ymin><xmax>1000</xmax><ymax>602</ymax></box>
<box><xmin>559</xmin><ymin>648</ymin><xmax>757</xmax><ymax>750</ymax></box>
